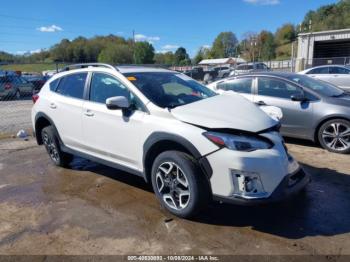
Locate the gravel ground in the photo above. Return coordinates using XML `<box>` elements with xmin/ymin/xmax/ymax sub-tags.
<box><xmin>0</xmin><ymin>137</ymin><xmax>349</xmax><ymax>256</ymax></box>
<box><xmin>0</xmin><ymin>99</ymin><xmax>33</xmax><ymax>135</ymax></box>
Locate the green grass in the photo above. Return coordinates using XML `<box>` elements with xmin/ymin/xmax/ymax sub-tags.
<box><xmin>0</xmin><ymin>63</ymin><xmax>67</xmax><ymax>73</ymax></box>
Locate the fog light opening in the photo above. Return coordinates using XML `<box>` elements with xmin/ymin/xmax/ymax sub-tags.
<box><xmin>231</xmin><ymin>170</ymin><xmax>266</xmax><ymax>198</ymax></box>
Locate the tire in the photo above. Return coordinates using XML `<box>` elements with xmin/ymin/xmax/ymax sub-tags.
<box><xmin>15</xmin><ymin>89</ymin><xmax>21</xmax><ymax>100</ymax></box>
<box><xmin>151</xmin><ymin>151</ymin><xmax>210</xmax><ymax>218</ymax></box>
<box><xmin>41</xmin><ymin>126</ymin><xmax>73</xmax><ymax>167</ymax></box>
<box><xmin>318</xmin><ymin>119</ymin><xmax>350</xmax><ymax>154</ymax></box>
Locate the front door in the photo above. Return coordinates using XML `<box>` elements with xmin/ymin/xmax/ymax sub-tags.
<box><xmin>82</xmin><ymin>72</ymin><xmax>146</xmax><ymax>171</ymax></box>
<box><xmin>254</xmin><ymin>77</ymin><xmax>314</xmax><ymax>139</ymax></box>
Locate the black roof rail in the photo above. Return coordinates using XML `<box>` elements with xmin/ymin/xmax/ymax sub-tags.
<box><xmin>60</xmin><ymin>63</ymin><xmax>118</xmax><ymax>72</ymax></box>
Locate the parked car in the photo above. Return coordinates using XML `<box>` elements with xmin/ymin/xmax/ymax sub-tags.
<box><xmin>230</xmin><ymin>62</ymin><xmax>270</xmax><ymax>76</ymax></box>
<box><xmin>0</xmin><ymin>73</ymin><xmax>35</xmax><ymax>100</ymax></box>
<box><xmin>22</xmin><ymin>74</ymin><xmax>50</xmax><ymax>92</ymax></box>
<box><xmin>299</xmin><ymin>65</ymin><xmax>350</xmax><ymax>91</ymax></box>
<box><xmin>207</xmin><ymin>72</ymin><xmax>350</xmax><ymax>154</ymax></box>
<box><xmin>184</xmin><ymin>66</ymin><xmax>232</xmax><ymax>83</ymax></box>
<box><xmin>183</xmin><ymin>67</ymin><xmax>205</xmax><ymax>81</ymax></box>
<box><xmin>31</xmin><ymin>63</ymin><xmax>309</xmax><ymax>218</ymax></box>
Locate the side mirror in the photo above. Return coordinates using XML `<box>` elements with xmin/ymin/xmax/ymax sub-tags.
<box><xmin>291</xmin><ymin>93</ymin><xmax>308</xmax><ymax>102</ymax></box>
<box><xmin>106</xmin><ymin>96</ymin><xmax>130</xmax><ymax>110</ymax></box>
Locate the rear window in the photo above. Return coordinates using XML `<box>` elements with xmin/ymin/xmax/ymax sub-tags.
<box><xmin>55</xmin><ymin>73</ymin><xmax>87</xmax><ymax>99</ymax></box>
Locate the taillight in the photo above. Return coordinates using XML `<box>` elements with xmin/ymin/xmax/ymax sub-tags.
<box><xmin>32</xmin><ymin>94</ymin><xmax>39</xmax><ymax>104</ymax></box>
<box><xmin>4</xmin><ymin>83</ymin><xmax>12</xmax><ymax>90</ymax></box>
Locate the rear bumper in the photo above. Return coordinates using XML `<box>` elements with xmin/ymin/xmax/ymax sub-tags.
<box><xmin>213</xmin><ymin>168</ymin><xmax>311</xmax><ymax>205</ymax></box>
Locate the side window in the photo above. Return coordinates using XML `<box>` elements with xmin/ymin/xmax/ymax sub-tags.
<box><xmin>329</xmin><ymin>67</ymin><xmax>350</xmax><ymax>74</ymax></box>
<box><xmin>56</xmin><ymin>73</ymin><xmax>87</xmax><ymax>99</ymax></box>
<box><xmin>217</xmin><ymin>78</ymin><xmax>252</xmax><ymax>94</ymax></box>
<box><xmin>258</xmin><ymin>78</ymin><xmax>303</xmax><ymax>99</ymax></box>
<box><xmin>49</xmin><ymin>78</ymin><xmax>60</xmax><ymax>91</ymax></box>
<box><xmin>308</xmin><ymin>67</ymin><xmax>329</xmax><ymax>74</ymax></box>
<box><xmin>90</xmin><ymin>73</ymin><xmax>131</xmax><ymax>104</ymax></box>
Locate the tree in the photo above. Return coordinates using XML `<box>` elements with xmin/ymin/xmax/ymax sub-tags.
<box><xmin>211</xmin><ymin>32</ymin><xmax>238</xmax><ymax>58</ymax></box>
<box><xmin>174</xmin><ymin>47</ymin><xmax>190</xmax><ymax>65</ymax></box>
<box><xmin>274</xmin><ymin>24</ymin><xmax>296</xmax><ymax>46</ymax></box>
<box><xmin>240</xmin><ymin>32</ymin><xmax>259</xmax><ymax>62</ymax></box>
<box><xmin>134</xmin><ymin>42</ymin><xmax>155</xmax><ymax>64</ymax></box>
<box><xmin>98</xmin><ymin>44</ymin><xmax>133</xmax><ymax>64</ymax></box>
<box><xmin>258</xmin><ymin>31</ymin><xmax>275</xmax><ymax>60</ymax></box>
<box><xmin>193</xmin><ymin>46</ymin><xmax>211</xmax><ymax>64</ymax></box>
<box><xmin>154</xmin><ymin>51</ymin><xmax>175</xmax><ymax>65</ymax></box>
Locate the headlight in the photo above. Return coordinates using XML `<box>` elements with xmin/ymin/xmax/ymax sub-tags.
<box><xmin>203</xmin><ymin>131</ymin><xmax>273</xmax><ymax>152</ymax></box>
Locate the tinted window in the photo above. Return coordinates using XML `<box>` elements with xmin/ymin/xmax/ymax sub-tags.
<box><xmin>217</xmin><ymin>78</ymin><xmax>252</xmax><ymax>94</ymax></box>
<box><xmin>49</xmin><ymin>78</ymin><xmax>60</xmax><ymax>91</ymax></box>
<box><xmin>123</xmin><ymin>72</ymin><xmax>216</xmax><ymax>108</ymax></box>
<box><xmin>56</xmin><ymin>73</ymin><xmax>87</xmax><ymax>99</ymax></box>
<box><xmin>258</xmin><ymin>78</ymin><xmax>303</xmax><ymax>99</ymax></box>
<box><xmin>90</xmin><ymin>73</ymin><xmax>131</xmax><ymax>104</ymax></box>
<box><xmin>308</xmin><ymin>67</ymin><xmax>329</xmax><ymax>74</ymax></box>
<box><xmin>286</xmin><ymin>74</ymin><xmax>344</xmax><ymax>97</ymax></box>
<box><xmin>329</xmin><ymin>66</ymin><xmax>350</xmax><ymax>74</ymax></box>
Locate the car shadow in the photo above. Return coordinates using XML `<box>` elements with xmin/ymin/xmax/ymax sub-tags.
<box><xmin>70</xmin><ymin>157</ymin><xmax>350</xmax><ymax>239</ymax></box>
<box><xmin>193</xmin><ymin>163</ymin><xmax>350</xmax><ymax>239</ymax></box>
<box><xmin>284</xmin><ymin>137</ymin><xmax>319</xmax><ymax>148</ymax></box>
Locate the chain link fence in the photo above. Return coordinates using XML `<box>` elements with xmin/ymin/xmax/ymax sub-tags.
<box><xmin>1</xmin><ymin>58</ymin><xmax>349</xmax><ymax>139</ymax></box>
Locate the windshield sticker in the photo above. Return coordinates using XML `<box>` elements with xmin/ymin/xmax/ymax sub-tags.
<box><xmin>127</xmin><ymin>76</ymin><xmax>137</xmax><ymax>81</ymax></box>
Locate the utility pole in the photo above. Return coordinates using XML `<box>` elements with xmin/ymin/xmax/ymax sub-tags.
<box><xmin>132</xmin><ymin>30</ymin><xmax>136</xmax><ymax>64</ymax></box>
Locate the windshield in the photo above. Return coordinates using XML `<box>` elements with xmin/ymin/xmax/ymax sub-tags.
<box><xmin>286</xmin><ymin>74</ymin><xmax>344</xmax><ymax>97</ymax></box>
<box><xmin>123</xmin><ymin>72</ymin><xmax>216</xmax><ymax>108</ymax></box>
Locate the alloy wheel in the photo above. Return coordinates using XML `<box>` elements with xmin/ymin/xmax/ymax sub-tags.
<box><xmin>155</xmin><ymin>162</ymin><xmax>191</xmax><ymax>210</ymax></box>
<box><xmin>42</xmin><ymin>132</ymin><xmax>60</xmax><ymax>163</ymax></box>
<box><xmin>322</xmin><ymin>122</ymin><xmax>350</xmax><ymax>151</ymax></box>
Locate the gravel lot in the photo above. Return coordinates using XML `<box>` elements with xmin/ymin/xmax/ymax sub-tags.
<box><xmin>0</xmin><ymin>99</ymin><xmax>33</xmax><ymax>135</ymax></box>
<box><xmin>0</xmin><ymin>137</ymin><xmax>349</xmax><ymax>256</ymax></box>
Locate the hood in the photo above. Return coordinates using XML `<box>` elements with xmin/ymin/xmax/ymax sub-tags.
<box><xmin>171</xmin><ymin>93</ymin><xmax>278</xmax><ymax>133</ymax></box>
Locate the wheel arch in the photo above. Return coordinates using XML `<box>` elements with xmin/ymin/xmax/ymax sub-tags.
<box><xmin>34</xmin><ymin>112</ymin><xmax>62</xmax><ymax>145</ymax></box>
<box><xmin>314</xmin><ymin>115</ymin><xmax>350</xmax><ymax>143</ymax></box>
<box><xmin>143</xmin><ymin>132</ymin><xmax>212</xmax><ymax>184</ymax></box>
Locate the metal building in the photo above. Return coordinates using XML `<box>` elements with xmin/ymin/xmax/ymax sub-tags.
<box><xmin>296</xmin><ymin>28</ymin><xmax>350</xmax><ymax>71</ymax></box>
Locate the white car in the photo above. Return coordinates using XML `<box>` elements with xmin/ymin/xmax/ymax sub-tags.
<box><xmin>31</xmin><ymin>63</ymin><xmax>309</xmax><ymax>218</ymax></box>
<box><xmin>299</xmin><ymin>65</ymin><xmax>350</xmax><ymax>91</ymax></box>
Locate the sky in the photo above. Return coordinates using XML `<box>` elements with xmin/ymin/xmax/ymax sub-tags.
<box><xmin>0</xmin><ymin>0</ymin><xmax>339</xmax><ymax>56</ymax></box>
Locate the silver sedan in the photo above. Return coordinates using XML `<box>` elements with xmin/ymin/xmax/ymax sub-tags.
<box><xmin>299</xmin><ymin>65</ymin><xmax>350</xmax><ymax>91</ymax></box>
<box><xmin>208</xmin><ymin>72</ymin><xmax>350</xmax><ymax>154</ymax></box>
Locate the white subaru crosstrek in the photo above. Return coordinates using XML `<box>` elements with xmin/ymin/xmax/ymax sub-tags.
<box><xmin>31</xmin><ymin>63</ymin><xmax>310</xmax><ymax>218</ymax></box>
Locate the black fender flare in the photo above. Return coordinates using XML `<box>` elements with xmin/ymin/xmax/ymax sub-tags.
<box><xmin>34</xmin><ymin>112</ymin><xmax>63</xmax><ymax>145</ymax></box>
<box><xmin>143</xmin><ymin>132</ymin><xmax>213</xmax><ymax>181</ymax></box>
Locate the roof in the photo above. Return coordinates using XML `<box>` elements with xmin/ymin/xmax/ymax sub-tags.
<box><xmin>298</xmin><ymin>28</ymin><xmax>350</xmax><ymax>37</ymax></box>
<box><xmin>199</xmin><ymin>57</ymin><xmax>246</xmax><ymax>65</ymax></box>
<box><xmin>116</xmin><ymin>66</ymin><xmax>174</xmax><ymax>74</ymax></box>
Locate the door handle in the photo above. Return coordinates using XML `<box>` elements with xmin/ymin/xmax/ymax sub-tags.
<box><xmin>49</xmin><ymin>102</ymin><xmax>57</xmax><ymax>109</ymax></box>
<box><xmin>256</xmin><ymin>100</ymin><xmax>267</xmax><ymax>106</ymax></box>
<box><xmin>84</xmin><ymin>110</ymin><xmax>94</xmax><ymax>117</ymax></box>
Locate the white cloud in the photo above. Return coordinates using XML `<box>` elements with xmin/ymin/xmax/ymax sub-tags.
<box><xmin>134</xmin><ymin>34</ymin><xmax>160</xmax><ymax>43</ymax></box>
<box><xmin>16</xmin><ymin>49</ymin><xmax>43</xmax><ymax>56</ymax></box>
<box><xmin>162</xmin><ymin>44</ymin><xmax>179</xmax><ymax>50</ymax></box>
<box><xmin>202</xmin><ymin>45</ymin><xmax>211</xmax><ymax>49</ymax></box>
<box><xmin>37</xmin><ymin>25</ymin><xmax>63</xmax><ymax>32</ymax></box>
<box><xmin>243</xmin><ymin>0</ymin><xmax>280</xmax><ymax>5</ymax></box>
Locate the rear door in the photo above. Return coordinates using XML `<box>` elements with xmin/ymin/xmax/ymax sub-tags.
<box><xmin>216</xmin><ymin>77</ymin><xmax>255</xmax><ymax>102</ymax></box>
<box><xmin>306</xmin><ymin>67</ymin><xmax>330</xmax><ymax>82</ymax></box>
<box><xmin>328</xmin><ymin>66</ymin><xmax>350</xmax><ymax>89</ymax></box>
<box><xmin>48</xmin><ymin>72</ymin><xmax>87</xmax><ymax>149</ymax></box>
<box><xmin>254</xmin><ymin>77</ymin><xmax>314</xmax><ymax>139</ymax></box>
